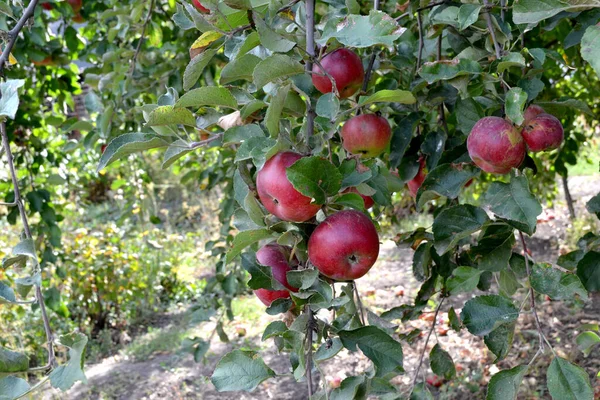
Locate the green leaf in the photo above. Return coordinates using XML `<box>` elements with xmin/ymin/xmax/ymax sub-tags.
<box><xmin>429</xmin><ymin>344</ymin><xmax>455</xmax><ymax>379</ymax></box>
<box><xmin>162</xmin><ymin>139</ymin><xmax>193</xmax><ymax>169</ymax></box>
<box><xmin>482</xmin><ymin>175</ymin><xmax>542</xmax><ymax>236</ymax></box>
<box><xmin>419</xmin><ymin>59</ymin><xmax>481</xmax><ymax>84</ymax></box>
<box><xmin>412</xmin><ymin>242</ymin><xmax>433</xmax><ymax>282</ymax></box>
<box><xmin>461</xmin><ymin>295</ymin><xmax>519</xmax><ymax>336</ymax></box>
<box><xmin>254</xmin><ymin>15</ymin><xmax>296</xmax><ymax>52</ymax></box>
<box><xmin>97</xmin><ymin>133</ymin><xmax>169</xmax><ymax>171</ymax></box>
<box><xmin>505</xmin><ymin>87</ymin><xmax>528</xmax><ymax>126</ymax></box>
<box><xmin>447</xmin><ymin>266</ymin><xmax>484</xmax><ymax>294</ymax></box>
<box><xmin>531</xmin><ymin>263</ymin><xmax>588</xmax><ymax>300</ymax></box>
<box><xmin>0</xmin><ymin>2</ymin><xmax>14</xmax><ymax>19</ymax></box>
<box><xmin>484</xmin><ymin>322</ymin><xmax>516</xmax><ymax>363</ymax></box>
<box><xmin>220</xmin><ymin>54</ymin><xmax>262</xmax><ymax>85</ymax></box>
<box><xmin>0</xmin><ymin>376</ymin><xmax>30</xmax><ymax>400</ymax></box>
<box><xmin>183</xmin><ymin>49</ymin><xmax>218</xmax><ymax>91</ymax></box>
<box><xmin>146</xmin><ymin>106</ymin><xmax>196</xmax><ymax>127</ymax></box>
<box><xmin>211</xmin><ymin>350</ymin><xmax>276</xmax><ymax>392</ymax></box>
<box><xmin>411</xmin><ymin>382</ymin><xmax>434</xmax><ymax>400</ymax></box>
<box><xmin>13</xmin><ymin>239</ymin><xmax>37</xmax><ymax>259</ymax></box>
<box><xmin>223</xmin><ymin>124</ymin><xmax>265</xmax><ymax>145</ymax></box>
<box><xmin>432</xmin><ymin>205</ymin><xmax>489</xmax><ymax>254</ymax></box>
<box><xmin>175</xmin><ymin>86</ymin><xmax>237</xmax><ymax>109</ymax></box>
<box><xmin>357</xmin><ymin>89</ymin><xmax>416</xmax><ymax>106</ymax></box>
<box><xmin>334</xmin><ymin>192</ymin><xmax>367</xmax><ymax>210</ymax></box>
<box><xmin>314</xmin><ymin>337</ymin><xmax>343</xmax><ymax>361</ymax></box>
<box><xmin>457</xmin><ymin>4</ymin><xmax>481</xmax><ymax>30</ymax></box>
<box><xmin>49</xmin><ymin>332</ymin><xmax>88</xmax><ymax>391</ymax></box>
<box><xmin>226</xmin><ymin>229</ymin><xmax>273</xmax><ymax>264</ymax></box>
<box><xmin>513</xmin><ymin>0</ymin><xmax>600</xmax><ymax>25</ymax></box>
<box><xmin>340</xmin><ymin>159</ymin><xmax>373</xmax><ymax>188</ymax></box>
<box><xmin>456</xmin><ymin>98</ymin><xmax>484</xmax><ymax>135</ymax></box>
<box><xmin>416</xmin><ymin>163</ymin><xmax>480</xmax><ymax>209</ymax></box>
<box><xmin>499</xmin><ymin>268</ymin><xmax>522</xmax><ymax>296</ymax></box>
<box><xmin>586</xmin><ymin>192</ymin><xmax>600</xmax><ymax>219</ymax></box>
<box><xmin>547</xmin><ymin>357</ymin><xmax>593</xmax><ymax>400</ymax></box>
<box><xmin>390</xmin><ymin>114</ymin><xmax>418</xmax><ymax>169</ymax></box>
<box><xmin>0</xmin><ymin>79</ymin><xmax>25</xmax><ymax>120</ymax></box>
<box><xmin>235</xmin><ymin>136</ymin><xmax>279</xmax><ymax>169</ymax></box>
<box><xmin>242</xmin><ymin>253</ymin><xmax>273</xmax><ymax>290</ymax></box>
<box><xmin>472</xmin><ymin>224</ymin><xmax>515</xmax><ymax>272</ymax></box>
<box><xmin>287</xmin><ymin>269</ymin><xmax>318</xmax><ymax>290</ymax></box>
<box><xmin>339</xmin><ymin>326</ymin><xmax>404</xmax><ymax>376</ymax></box>
<box><xmin>330</xmin><ymin>375</ymin><xmax>367</xmax><ymax>400</ymax></box>
<box><xmin>536</xmin><ymin>99</ymin><xmax>594</xmax><ymax>116</ymax></box>
<box><xmin>240</xmin><ymin>100</ymin><xmax>267</xmax><ymax>120</ymax></box>
<box><xmin>265</xmin><ymin>84</ymin><xmax>289</xmax><ymax>137</ymax></box>
<box><xmin>265</xmin><ymin>297</ymin><xmax>292</xmax><ymax>315</ymax></box>
<box><xmin>315</xmin><ymin>93</ymin><xmax>340</xmax><ymax>120</ymax></box>
<box><xmin>0</xmin><ymin>282</ymin><xmax>16</xmax><ymax>304</ymax></box>
<box><xmin>582</xmin><ymin>25</ymin><xmax>600</xmax><ymax>77</ymax></box>
<box><xmin>253</xmin><ymin>54</ymin><xmax>304</xmax><ymax>88</ymax></box>
<box><xmin>448</xmin><ymin>307</ymin><xmax>462</xmax><ymax>331</ymax></box>
<box><xmin>498</xmin><ymin>53</ymin><xmax>527</xmax><ymax>73</ymax></box>
<box><xmin>576</xmin><ymin>331</ymin><xmax>600</xmax><ymax>357</ymax></box>
<box><xmin>262</xmin><ymin>321</ymin><xmax>288</xmax><ymax>340</ymax></box>
<box><xmin>0</xmin><ymin>347</ymin><xmax>28</xmax><ymax>373</ymax></box>
<box><xmin>286</xmin><ymin>156</ymin><xmax>343</xmax><ymax>205</ymax></box>
<box><xmin>576</xmin><ymin>251</ymin><xmax>600</xmax><ymax>292</ymax></box>
<box><xmin>317</xmin><ymin>10</ymin><xmax>405</xmax><ymax>48</ymax></box>
<box><xmin>558</xmin><ymin>250</ymin><xmax>584</xmax><ymax>271</ymax></box>
<box><xmin>486</xmin><ymin>364</ymin><xmax>528</xmax><ymax>400</ymax></box>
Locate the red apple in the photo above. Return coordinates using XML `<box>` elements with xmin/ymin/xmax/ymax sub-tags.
<box><xmin>407</xmin><ymin>157</ymin><xmax>426</xmax><ymax>197</ymax></box>
<box><xmin>308</xmin><ymin>210</ymin><xmax>380</xmax><ymax>281</ymax></box>
<box><xmin>32</xmin><ymin>56</ymin><xmax>55</xmax><ymax>67</ymax></box>
<box><xmin>72</xmin><ymin>13</ymin><xmax>85</xmax><ymax>23</ymax></box>
<box><xmin>467</xmin><ymin>116</ymin><xmax>526</xmax><ymax>174</ymax></box>
<box><xmin>100</xmin><ymin>144</ymin><xmax>107</xmax><ymax>153</ymax></box>
<box><xmin>523</xmin><ymin>104</ymin><xmax>545</xmax><ymax>123</ymax></box>
<box><xmin>426</xmin><ymin>375</ymin><xmax>443</xmax><ymax>388</ymax></box>
<box><xmin>253</xmin><ymin>243</ymin><xmax>299</xmax><ymax>306</ymax></box>
<box><xmin>312</xmin><ymin>48</ymin><xmax>364</xmax><ymax>99</ymax></box>
<box><xmin>256</xmin><ymin>152</ymin><xmax>321</xmax><ymax>222</ymax></box>
<box><xmin>193</xmin><ymin>0</ymin><xmax>210</xmax><ymax>13</ymax></box>
<box><xmin>41</xmin><ymin>2</ymin><xmax>53</xmax><ymax>10</ymax></box>
<box><xmin>341</xmin><ymin>113</ymin><xmax>391</xmax><ymax>157</ymax></box>
<box><xmin>521</xmin><ymin>113</ymin><xmax>564</xmax><ymax>152</ymax></box>
<box><xmin>66</xmin><ymin>0</ymin><xmax>82</xmax><ymax>13</ymax></box>
<box><xmin>343</xmin><ymin>187</ymin><xmax>374</xmax><ymax>209</ymax></box>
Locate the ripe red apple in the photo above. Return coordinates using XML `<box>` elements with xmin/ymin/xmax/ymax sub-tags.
<box><xmin>72</xmin><ymin>13</ymin><xmax>85</xmax><ymax>23</ymax></box>
<box><xmin>343</xmin><ymin>187</ymin><xmax>374</xmax><ymax>209</ymax></box>
<box><xmin>41</xmin><ymin>2</ymin><xmax>53</xmax><ymax>10</ymax></box>
<box><xmin>521</xmin><ymin>113</ymin><xmax>564</xmax><ymax>152</ymax></box>
<box><xmin>193</xmin><ymin>0</ymin><xmax>210</xmax><ymax>13</ymax></box>
<box><xmin>308</xmin><ymin>210</ymin><xmax>380</xmax><ymax>281</ymax></box>
<box><xmin>523</xmin><ymin>104</ymin><xmax>545</xmax><ymax>123</ymax></box>
<box><xmin>341</xmin><ymin>113</ymin><xmax>391</xmax><ymax>157</ymax></box>
<box><xmin>66</xmin><ymin>0</ymin><xmax>82</xmax><ymax>13</ymax></box>
<box><xmin>407</xmin><ymin>157</ymin><xmax>426</xmax><ymax>197</ymax></box>
<box><xmin>467</xmin><ymin>116</ymin><xmax>526</xmax><ymax>174</ymax></box>
<box><xmin>426</xmin><ymin>375</ymin><xmax>444</xmax><ymax>388</ymax></box>
<box><xmin>254</xmin><ymin>243</ymin><xmax>298</xmax><ymax>306</ymax></box>
<box><xmin>312</xmin><ymin>48</ymin><xmax>364</xmax><ymax>99</ymax></box>
<box><xmin>256</xmin><ymin>152</ymin><xmax>321</xmax><ymax>222</ymax></box>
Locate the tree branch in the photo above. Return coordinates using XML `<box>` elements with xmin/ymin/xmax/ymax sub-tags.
<box><xmin>415</xmin><ymin>11</ymin><xmax>424</xmax><ymax>79</ymax></box>
<box><xmin>360</xmin><ymin>0</ymin><xmax>381</xmax><ymax>94</ymax></box>
<box><xmin>353</xmin><ymin>281</ymin><xmax>366</xmax><ymax>325</ymax></box>
<box><xmin>127</xmin><ymin>0</ymin><xmax>156</xmax><ymax>80</ymax></box>
<box><xmin>0</xmin><ymin>0</ymin><xmax>41</xmax><ymax>74</ymax></box>
<box><xmin>482</xmin><ymin>0</ymin><xmax>502</xmax><ymax>61</ymax></box>
<box><xmin>409</xmin><ymin>297</ymin><xmax>444</xmax><ymax>396</ymax></box>
<box><xmin>305</xmin><ymin>0</ymin><xmax>316</xmax><ymax>140</ymax></box>
<box><xmin>1</xmin><ymin>123</ymin><xmax>55</xmax><ymax>368</ymax></box>
<box><xmin>305</xmin><ymin>306</ymin><xmax>315</xmax><ymax>398</ymax></box>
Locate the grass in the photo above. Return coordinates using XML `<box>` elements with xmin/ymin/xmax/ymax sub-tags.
<box><xmin>567</xmin><ymin>139</ymin><xmax>600</xmax><ymax>176</ymax></box>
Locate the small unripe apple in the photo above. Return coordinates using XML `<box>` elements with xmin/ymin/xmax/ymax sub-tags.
<box><xmin>467</xmin><ymin>116</ymin><xmax>526</xmax><ymax>174</ymax></box>
<box><xmin>193</xmin><ymin>0</ymin><xmax>210</xmax><ymax>13</ymax></box>
<box><xmin>343</xmin><ymin>187</ymin><xmax>374</xmax><ymax>209</ymax></box>
<box><xmin>341</xmin><ymin>113</ymin><xmax>391</xmax><ymax>157</ymax></box>
<box><xmin>523</xmin><ymin>104</ymin><xmax>545</xmax><ymax>123</ymax></box>
<box><xmin>308</xmin><ymin>210</ymin><xmax>380</xmax><ymax>281</ymax></box>
<box><xmin>407</xmin><ymin>157</ymin><xmax>426</xmax><ymax>197</ymax></box>
<box><xmin>312</xmin><ymin>48</ymin><xmax>364</xmax><ymax>98</ymax></box>
<box><xmin>521</xmin><ymin>113</ymin><xmax>564</xmax><ymax>152</ymax></box>
<box><xmin>66</xmin><ymin>0</ymin><xmax>82</xmax><ymax>13</ymax></box>
<box><xmin>256</xmin><ymin>152</ymin><xmax>320</xmax><ymax>222</ymax></box>
<box><xmin>254</xmin><ymin>243</ymin><xmax>298</xmax><ymax>306</ymax></box>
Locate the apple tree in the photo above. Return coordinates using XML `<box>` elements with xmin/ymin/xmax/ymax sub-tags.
<box><xmin>1</xmin><ymin>0</ymin><xmax>600</xmax><ymax>399</ymax></box>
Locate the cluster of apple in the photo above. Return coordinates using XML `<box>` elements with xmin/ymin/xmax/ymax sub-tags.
<box><xmin>253</xmin><ymin>152</ymin><xmax>380</xmax><ymax>306</ymax></box>
<box><xmin>41</xmin><ymin>0</ymin><xmax>84</xmax><ymax>22</ymax></box>
<box><xmin>467</xmin><ymin>105</ymin><xmax>564</xmax><ymax>174</ymax></box>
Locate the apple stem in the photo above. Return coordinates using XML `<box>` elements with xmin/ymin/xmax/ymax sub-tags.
<box><xmin>305</xmin><ymin>0</ymin><xmax>316</xmax><ymax>140</ymax></box>
<box><xmin>353</xmin><ymin>282</ymin><xmax>366</xmax><ymax>325</ymax></box>
<box><xmin>408</xmin><ymin>296</ymin><xmax>444</xmax><ymax>397</ymax></box>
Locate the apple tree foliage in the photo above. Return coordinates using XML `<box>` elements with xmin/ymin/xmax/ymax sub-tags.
<box><xmin>0</xmin><ymin>0</ymin><xmax>600</xmax><ymax>399</ymax></box>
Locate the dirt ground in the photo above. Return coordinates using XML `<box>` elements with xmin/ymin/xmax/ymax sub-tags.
<box><xmin>42</xmin><ymin>175</ymin><xmax>600</xmax><ymax>400</ymax></box>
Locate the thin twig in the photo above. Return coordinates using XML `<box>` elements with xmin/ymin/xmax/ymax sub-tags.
<box><xmin>482</xmin><ymin>0</ymin><xmax>502</xmax><ymax>61</ymax></box>
<box><xmin>500</xmin><ymin>0</ymin><xmax>506</xmax><ymax>23</ymax></box>
<box><xmin>305</xmin><ymin>0</ymin><xmax>316</xmax><ymax>141</ymax></box>
<box><xmin>305</xmin><ymin>306</ymin><xmax>315</xmax><ymax>398</ymax></box>
<box><xmin>1</xmin><ymin>123</ymin><xmax>56</xmax><ymax>368</ymax></box>
<box><xmin>0</xmin><ymin>200</ymin><xmax>17</xmax><ymax>206</ymax></box>
<box><xmin>360</xmin><ymin>0</ymin><xmax>381</xmax><ymax>94</ymax></box>
<box><xmin>436</xmin><ymin>36</ymin><xmax>448</xmax><ymax>136</ymax></box>
<box><xmin>415</xmin><ymin>11</ymin><xmax>424</xmax><ymax>79</ymax></box>
<box><xmin>0</xmin><ymin>0</ymin><xmax>41</xmax><ymax>73</ymax></box>
<box><xmin>353</xmin><ymin>282</ymin><xmax>366</xmax><ymax>325</ymax></box>
<box><xmin>409</xmin><ymin>297</ymin><xmax>444</xmax><ymax>396</ymax></box>
<box><xmin>276</xmin><ymin>0</ymin><xmax>301</xmax><ymax>14</ymax></box>
<box><xmin>127</xmin><ymin>0</ymin><xmax>156</xmax><ymax>80</ymax></box>
<box><xmin>519</xmin><ymin>231</ymin><xmax>545</xmax><ymax>352</ymax></box>
<box><xmin>189</xmin><ymin>132</ymin><xmax>223</xmax><ymax>149</ymax></box>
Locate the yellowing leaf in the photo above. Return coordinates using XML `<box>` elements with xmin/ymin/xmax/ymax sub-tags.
<box><xmin>8</xmin><ymin>53</ymin><xmax>17</xmax><ymax>65</ymax></box>
<box><xmin>191</xmin><ymin>31</ymin><xmax>223</xmax><ymax>50</ymax></box>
